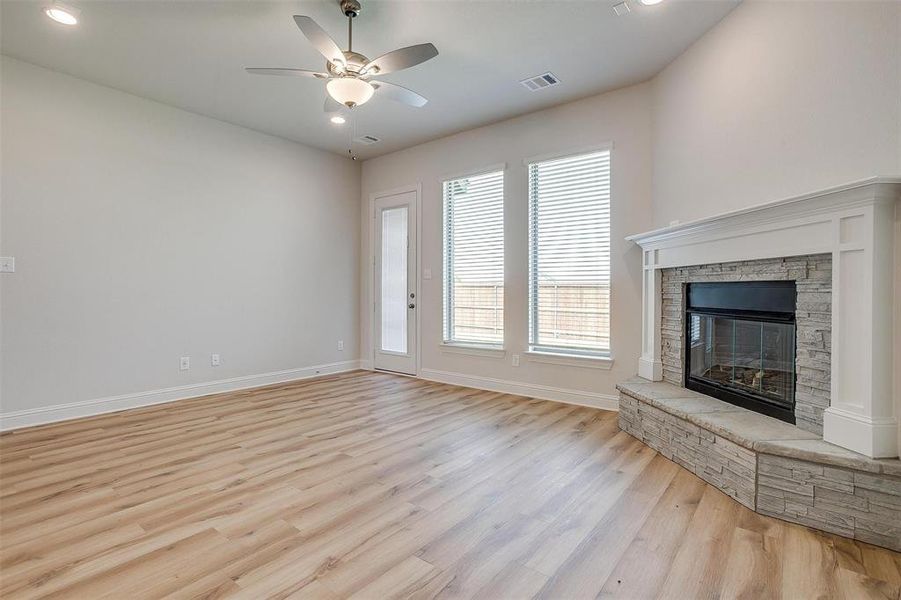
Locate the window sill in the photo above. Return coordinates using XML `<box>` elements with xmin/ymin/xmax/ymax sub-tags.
<box><xmin>439</xmin><ymin>343</ymin><xmax>506</xmax><ymax>359</ymax></box>
<box><xmin>525</xmin><ymin>350</ymin><xmax>614</xmax><ymax>370</ymax></box>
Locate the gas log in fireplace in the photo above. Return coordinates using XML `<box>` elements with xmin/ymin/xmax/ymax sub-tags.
<box><xmin>684</xmin><ymin>281</ymin><xmax>797</xmax><ymax>424</ymax></box>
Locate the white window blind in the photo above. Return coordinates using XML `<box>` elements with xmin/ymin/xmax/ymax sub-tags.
<box><xmin>528</xmin><ymin>149</ymin><xmax>611</xmax><ymax>356</ymax></box>
<box><xmin>443</xmin><ymin>170</ymin><xmax>505</xmax><ymax>346</ymax></box>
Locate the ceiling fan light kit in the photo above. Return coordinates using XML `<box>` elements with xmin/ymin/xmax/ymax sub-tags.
<box><xmin>246</xmin><ymin>0</ymin><xmax>438</xmax><ymax>112</ymax></box>
<box><xmin>327</xmin><ymin>77</ymin><xmax>374</xmax><ymax>108</ymax></box>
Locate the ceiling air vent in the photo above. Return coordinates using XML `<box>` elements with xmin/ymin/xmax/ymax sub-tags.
<box><xmin>520</xmin><ymin>72</ymin><xmax>560</xmax><ymax>92</ymax></box>
<box><xmin>354</xmin><ymin>134</ymin><xmax>381</xmax><ymax>145</ymax></box>
<box><xmin>613</xmin><ymin>1</ymin><xmax>631</xmax><ymax>16</ymax></box>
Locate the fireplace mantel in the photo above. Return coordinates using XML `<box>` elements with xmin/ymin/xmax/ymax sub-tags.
<box><xmin>627</xmin><ymin>176</ymin><xmax>901</xmax><ymax>458</ymax></box>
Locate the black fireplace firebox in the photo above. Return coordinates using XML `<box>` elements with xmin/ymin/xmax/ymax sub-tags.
<box><xmin>684</xmin><ymin>281</ymin><xmax>797</xmax><ymax>424</ymax></box>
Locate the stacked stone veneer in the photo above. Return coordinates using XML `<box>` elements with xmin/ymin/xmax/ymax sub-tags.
<box><xmin>618</xmin><ymin>383</ymin><xmax>901</xmax><ymax>552</ymax></box>
<box><xmin>757</xmin><ymin>455</ymin><xmax>901</xmax><ymax>551</ymax></box>
<box><xmin>660</xmin><ymin>254</ymin><xmax>832</xmax><ymax>434</ymax></box>
<box><xmin>619</xmin><ymin>392</ymin><xmax>756</xmax><ymax>508</ymax></box>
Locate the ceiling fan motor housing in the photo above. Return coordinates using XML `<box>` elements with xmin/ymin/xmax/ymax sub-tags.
<box><xmin>326</xmin><ymin>51</ymin><xmax>371</xmax><ymax>77</ymax></box>
<box><xmin>340</xmin><ymin>0</ymin><xmax>361</xmax><ymax>18</ymax></box>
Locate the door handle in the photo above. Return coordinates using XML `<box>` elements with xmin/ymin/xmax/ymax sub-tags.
<box><xmin>408</xmin><ymin>303</ymin><xmax>415</xmax><ymax>309</ymax></box>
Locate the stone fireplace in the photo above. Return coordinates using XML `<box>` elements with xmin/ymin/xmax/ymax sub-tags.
<box><xmin>630</xmin><ymin>177</ymin><xmax>900</xmax><ymax>459</ymax></box>
<box><xmin>662</xmin><ymin>256</ymin><xmax>831</xmax><ymax>434</ymax></box>
<box><xmin>615</xmin><ymin>177</ymin><xmax>901</xmax><ymax>551</ymax></box>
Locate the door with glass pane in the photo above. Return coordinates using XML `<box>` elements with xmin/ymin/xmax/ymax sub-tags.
<box><xmin>374</xmin><ymin>191</ymin><xmax>417</xmax><ymax>375</ymax></box>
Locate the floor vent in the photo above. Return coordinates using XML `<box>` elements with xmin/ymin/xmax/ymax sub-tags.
<box><xmin>520</xmin><ymin>72</ymin><xmax>560</xmax><ymax>91</ymax></box>
<box><xmin>354</xmin><ymin>134</ymin><xmax>380</xmax><ymax>145</ymax></box>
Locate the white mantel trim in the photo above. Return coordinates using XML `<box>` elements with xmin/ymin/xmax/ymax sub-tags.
<box><xmin>627</xmin><ymin>177</ymin><xmax>901</xmax><ymax>459</ymax></box>
<box><xmin>628</xmin><ymin>176</ymin><xmax>901</xmax><ymax>247</ymax></box>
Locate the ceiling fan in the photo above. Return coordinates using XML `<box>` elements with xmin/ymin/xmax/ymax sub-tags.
<box><xmin>246</xmin><ymin>0</ymin><xmax>438</xmax><ymax>111</ymax></box>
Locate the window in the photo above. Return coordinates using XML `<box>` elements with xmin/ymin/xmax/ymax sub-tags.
<box><xmin>528</xmin><ymin>149</ymin><xmax>611</xmax><ymax>356</ymax></box>
<box><xmin>689</xmin><ymin>313</ymin><xmax>713</xmax><ymax>350</ymax></box>
<box><xmin>443</xmin><ymin>169</ymin><xmax>505</xmax><ymax>346</ymax></box>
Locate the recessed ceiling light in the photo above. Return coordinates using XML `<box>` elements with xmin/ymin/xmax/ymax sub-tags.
<box><xmin>639</xmin><ymin>0</ymin><xmax>663</xmax><ymax>5</ymax></box>
<box><xmin>44</xmin><ymin>2</ymin><xmax>80</xmax><ymax>25</ymax></box>
<box><xmin>330</xmin><ymin>115</ymin><xmax>346</xmax><ymax>125</ymax></box>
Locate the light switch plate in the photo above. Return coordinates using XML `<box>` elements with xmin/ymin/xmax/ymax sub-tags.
<box><xmin>0</xmin><ymin>257</ymin><xmax>15</xmax><ymax>273</ymax></box>
<box><xmin>423</xmin><ymin>268</ymin><xmax>432</xmax><ymax>280</ymax></box>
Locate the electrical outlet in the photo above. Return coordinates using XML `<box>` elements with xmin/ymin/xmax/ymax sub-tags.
<box><xmin>180</xmin><ymin>356</ymin><xmax>190</xmax><ymax>371</ymax></box>
<box><xmin>512</xmin><ymin>354</ymin><xmax>520</xmax><ymax>367</ymax></box>
<box><xmin>337</xmin><ymin>340</ymin><xmax>344</xmax><ymax>351</ymax></box>
<box><xmin>211</xmin><ymin>353</ymin><xmax>221</xmax><ymax>367</ymax></box>
<box><xmin>0</xmin><ymin>257</ymin><xmax>15</xmax><ymax>273</ymax></box>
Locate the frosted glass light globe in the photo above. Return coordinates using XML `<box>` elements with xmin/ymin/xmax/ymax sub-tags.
<box><xmin>327</xmin><ymin>78</ymin><xmax>374</xmax><ymax>108</ymax></box>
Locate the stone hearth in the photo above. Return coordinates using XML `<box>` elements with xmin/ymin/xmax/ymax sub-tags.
<box><xmin>619</xmin><ymin>178</ymin><xmax>901</xmax><ymax>549</ymax></box>
<box><xmin>617</xmin><ymin>378</ymin><xmax>901</xmax><ymax>551</ymax></box>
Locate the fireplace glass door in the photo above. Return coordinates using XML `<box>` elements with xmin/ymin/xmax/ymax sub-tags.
<box><xmin>687</xmin><ymin>313</ymin><xmax>795</xmax><ymax>412</ymax></box>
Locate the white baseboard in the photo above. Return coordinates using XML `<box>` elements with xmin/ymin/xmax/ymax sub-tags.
<box><xmin>419</xmin><ymin>368</ymin><xmax>619</xmax><ymax>411</ymax></box>
<box><xmin>823</xmin><ymin>406</ymin><xmax>899</xmax><ymax>459</ymax></box>
<box><xmin>0</xmin><ymin>360</ymin><xmax>362</xmax><ymax>431</ymax></box>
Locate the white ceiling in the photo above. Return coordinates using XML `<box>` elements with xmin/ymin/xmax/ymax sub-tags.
<box><xmin>1</xmin><ymin>0</ymin><xmax>738</xmax><ymax>159</ymax></box>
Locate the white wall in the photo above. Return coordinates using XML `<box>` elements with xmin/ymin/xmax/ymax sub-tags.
<box><xmin>5</xmin><ymin>1</ymin><xmax>899</xmax><ymax>427</ymax></box>
<box><xmin>360</xmin><ymin>83</ymin><xmax>653</xmax><ymax>405</ymax></box>
<box><xmin>358</xmin><ymin>0</ymin><xmax>900</xmax><ymax>408</ymax></box>
<box><xmin>895</xmin><ymin>200</ymin><xmax>901</xmax><ymax>453</ymax></box>
<box><xmin>652</xmin><ymin>0</ymin><xmax>901</xmax><ymax>227</ymax></box>
<box><xmin>0</xmin><ymin>57</ymin><xmax>361</xmax><ymax>423</ymax></box>
<box><xmin>651</xmin><ymin>0</ymin><xmax>900</xmax><ymax>449</ymax></box>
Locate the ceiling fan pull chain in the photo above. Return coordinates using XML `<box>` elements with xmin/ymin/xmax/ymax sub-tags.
<box><xmin>347</xmin><ymin>108</ymin><xmax>357</xmax><ymax>161</ymax></box>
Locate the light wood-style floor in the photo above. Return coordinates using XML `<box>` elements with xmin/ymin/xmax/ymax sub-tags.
<box><xmin>1</xmin><ymin>371</ymin><xmax>899</xmax><ymax>599</ymax></box>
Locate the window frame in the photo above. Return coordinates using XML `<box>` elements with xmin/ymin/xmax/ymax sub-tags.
<box><xmin>526</xmin><ymin>144</ymin><xmax>614</xmax><ymax>360</ymax></box>
<box><xmin>441</xmin><ymin>164</ymin><xmax>506</xmax><ymax>349</ymax></box>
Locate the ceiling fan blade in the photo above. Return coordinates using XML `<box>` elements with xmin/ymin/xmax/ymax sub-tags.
<box><xmin>245</xmin><ymin>68</ymin><xmax>329</xmax><ymax>79</ymax></box>
<box><xmin>324</xmin><ymin>95</ymin><xmax>344</xmax><ymax>113</ymax></box>
<box><xmin>372</xmin><ymin>81</ymin><xmax>428</xmax><ymax>108</ymax></box>
<box><xmin>293</xmin><ymin>16</ymin><xmax>345</xmax><ymax>66</ymax></box>
<box><xmin>363</xmin><ymin>43</ymin><xmax>438</xmax><ymax>76</ymax></box>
